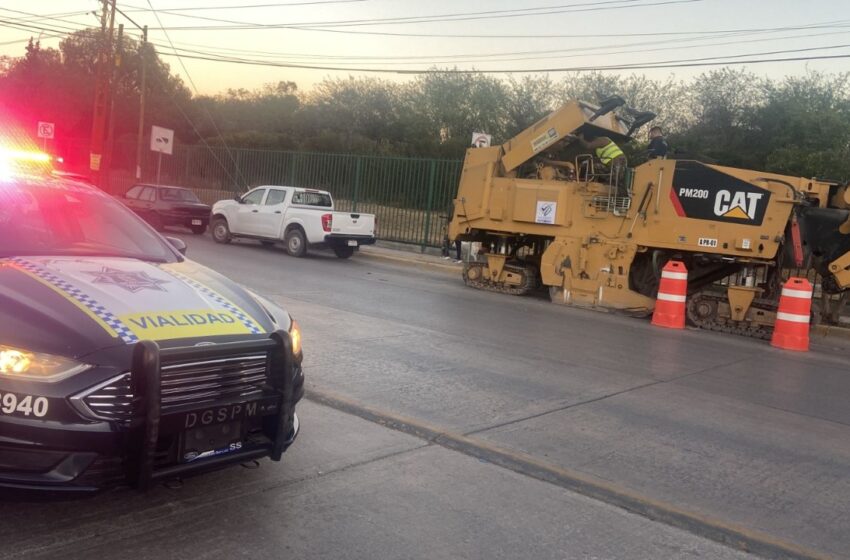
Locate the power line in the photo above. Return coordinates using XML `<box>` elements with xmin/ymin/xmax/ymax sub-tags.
<box><xmin>153</xmin><ymin>43</ymin><xmax>850</xmax><ymax>74</ymax></box>
<box><xmin>148</xmin><ymin>27</ymin><xmax>850</xmax><ymax>65</ymax></box>
<box><xmin>9</xmin><ymin>7</ymin><xmax>850</xmax><ymax>67</ymax></box>
<box><xmin>124</xmin><ymin>0</ymin><xmax>370</xmax><ymax>10</ymax></box>
<box><xmin>125</xmin><ymin>0</ymin><xmax>704</xmax><ymax>30</ymax></box>
<box><xmin>271</xmin><ymin>20</ymin><xmax>850</xmax><ymax>39</ymax></box>
<box><xmin>6</xmin><ymin>14</ymin><xmax>850</xmax><ymax>75</ymax></box>
<box><xmin>106</xmin><ymin>10</ymin><xmax>850</xmax><ymax>41</ymax></box>
<box><xmin>0</xmin><ymin>8</ymin><xmax>94</xmax><ymax>24</ymax></box>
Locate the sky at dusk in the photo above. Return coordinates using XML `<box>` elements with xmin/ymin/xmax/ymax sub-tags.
<box><xmin>1</xmin><ymin>0</ymin><xmax>849</xmax><ymax>95</ymax></box>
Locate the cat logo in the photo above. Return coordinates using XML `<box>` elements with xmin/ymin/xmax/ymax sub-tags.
<box><xmin>714</xmin><ymin>190</ymin><xmax>765</xmax><ymax>220</ymax></box>
<box><xmin>670</xmin><ymin>161</ymin><xmax>771</xmax><ymax>226</ymax></box>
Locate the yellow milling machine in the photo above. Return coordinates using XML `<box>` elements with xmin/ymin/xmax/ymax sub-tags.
<box><xmin>448</xmin><ymin>96</ymin><xmax>850</xmax><ymax>338</ymax></box>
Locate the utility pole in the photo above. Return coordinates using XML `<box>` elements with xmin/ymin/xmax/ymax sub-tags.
<box><xmin>135</xmin><ymin>25</ymin><xmax>148</xmax><ymax>180</ymax></box>
<box><xmin>89</xmin><ymin>0</ymin><xmax>116</xmax><ymax>190</ymax></box>
<box><xmin>103</xmin><ymin>23</ymin><xmax>123</xmax><ymax>194</ymax></box>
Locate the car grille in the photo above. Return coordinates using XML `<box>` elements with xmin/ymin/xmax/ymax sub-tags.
<box><xmin>159</xmin><ymin>352</ymin><xmax>270</xmax><ymax>411</ymax></box>
<box><xmin>79</xmin><ymin>373</ymin><xmax>139</xmax><ymax>423</ymax></box>
<box><xmin>77</xmin><ymin>351</ymin><xmax>271</xmax><ymax>423</ymax></box>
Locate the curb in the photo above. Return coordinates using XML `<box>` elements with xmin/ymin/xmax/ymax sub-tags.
<box><xmin>811</xmin><ymin>324</ymin><xmax>850</xmax><ymax>350</ymax></box>
<box><xmin>358</xmin><ymin>247</ymin><xmax>462</xmax><ymax>276</ymax></box>
<box><xmin>307</xmin><ymin>387</ymin><xmax>831</xmax><ymax>560</ymax></box>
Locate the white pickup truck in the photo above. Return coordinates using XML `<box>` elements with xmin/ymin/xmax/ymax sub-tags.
<box><xmin>210</xmin><ymin>186</ymin><xmax>376</xmax><ymax>258</ymax></box>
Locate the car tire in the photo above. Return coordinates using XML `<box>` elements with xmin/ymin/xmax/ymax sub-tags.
<box><xmin>285</xmin><ymin>228</ymin><xmax>307</xmax><ymax>258</ymax></box>
<box><xmin>191</xmin><ymin>224</ymin><xmax>207</xmax><ymax>235</ymax></box>
<box><xmin>332</xmin><ymin>245</ymin><xmax>355</xmax><ymax>259</ymax></box>
<box><xmin>212</xmin><ymin>217</ymin><xmax>232</xmax><ymax>244</ymax></box>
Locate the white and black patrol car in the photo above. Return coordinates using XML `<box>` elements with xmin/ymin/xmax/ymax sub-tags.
<box><xmin>0</xmin><ymin>153</ymin><xmax>303</xmax><ymax>498</ymax></box>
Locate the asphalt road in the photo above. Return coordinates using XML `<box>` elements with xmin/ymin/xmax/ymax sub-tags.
<box><xmin>6</xmin><ymin>233</ymin><xmax>850</xmax><ymax>559</ymax></box>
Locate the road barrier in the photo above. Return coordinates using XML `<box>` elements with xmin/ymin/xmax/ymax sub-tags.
<box><xmin>651</xmin><ymin>260</ymin><xmax>688</xmax><ymax>330</ymax></box>
<box><xmin>771</xmin><ymin>277</ymin><xmax>813</xmax><ymax>352</ymax></box>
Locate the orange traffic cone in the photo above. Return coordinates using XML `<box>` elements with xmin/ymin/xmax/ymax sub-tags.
<box><xmin>770</xmin><ymin>277</ymin><xmax>812</xmax><ymax>352</ymax></box>
<box><xmin>652</xmin><ymin>260</ymin><xmax>688</xmax><ymax>329</ymax></box>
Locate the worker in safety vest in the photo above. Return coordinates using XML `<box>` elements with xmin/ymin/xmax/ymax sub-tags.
<box><xmin>566</xmin><ymin>132</ymin><xmax>628</xmax><ymax>193</ymax></box>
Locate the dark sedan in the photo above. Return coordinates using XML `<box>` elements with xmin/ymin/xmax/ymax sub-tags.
<box><xmin>122</xmin><ymin>184</ymin><xmax>211</xmax><ymax>234</ymax></box>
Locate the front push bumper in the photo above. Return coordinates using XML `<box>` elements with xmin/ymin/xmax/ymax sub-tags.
<box><xmin>0</xmin><ymin>330</ymin><xmax>303</xmax><ymax>499</ymax></box>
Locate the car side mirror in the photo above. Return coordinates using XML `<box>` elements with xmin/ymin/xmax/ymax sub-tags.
<box><xmin>234</xmin><ymin>194</ymin><xmax>243</xmax><ymax>203</ymax></box>
<box><xmin>166</xmin><ymin>236</ymin><xmax>187</xmax><ymax>256</ymax></box>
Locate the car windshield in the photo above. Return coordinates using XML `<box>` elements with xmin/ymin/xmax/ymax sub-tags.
<box><xmin>159</xmin><ymin>187</ymin><xmax>201</xmax><ymax>203</ymax></box>
<box><xmin>0</xmin><ymin>177</ymin><xmax>178</xmax><ymax>262</ymax></box>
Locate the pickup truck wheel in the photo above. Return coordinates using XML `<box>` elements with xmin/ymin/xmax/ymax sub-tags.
<box><xmin>212</xmin><ymin>217</ymin><xmax>232</xmax><ymax>244</ymax></box>
<box><xmin>285</xmin><ymin>228</ymin><xmax>307</xmax><ymax>257</ymax></box>
<box><xmin>332</xmin><ymin>245</ymin><xmax>355</xmax><ymax>259</ymax></box>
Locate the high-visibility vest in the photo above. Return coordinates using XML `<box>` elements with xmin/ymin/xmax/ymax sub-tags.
<box><xmin>595</xmin><ymin>141</ymin><xmax>624</xmax><ymax>165</ymax></box>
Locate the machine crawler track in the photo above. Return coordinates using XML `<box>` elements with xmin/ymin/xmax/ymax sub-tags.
<box><xmin>463</xmin><ymin>262</ymin><xmax>539</xmax><ymax>296</ymax></box>
<box><xmin>686</xmin><ymin>292</ymin><xmax>774</xmax><ymax>340</ymax></box>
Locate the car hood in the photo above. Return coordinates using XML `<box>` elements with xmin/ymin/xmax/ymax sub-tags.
<box><xmin>172</xmin><ymin>202</ymin><xmax>211</xmax><ymax>211</ymax></box>
<box><xmin>0</xmin><ymin>256</ymin><xmax>278</xmax><ymax>360</ymax></box>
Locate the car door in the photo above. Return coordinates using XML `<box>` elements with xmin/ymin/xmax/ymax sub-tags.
<box><xmin>122</xmin><ymin>185</ymin><xmax>143</xmax><ymax>214</ymax></box>
<box><xmin>231</xmin><ymin>188</ymin><xmax>267</xmax><ymax>236</ymax></box>
<box><xmin>137</xmin><ymin>186</ymin><xmax>157</xmax><ymax>220</ymax></box>
<box><xmin>255</xmin><ymin>188</ymin><xmax>287</xmax><ymax>238</ymax></box>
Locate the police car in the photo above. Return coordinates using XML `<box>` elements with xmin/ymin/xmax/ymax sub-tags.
<box><xmin>0</xmin><ymin>148</ymin><xmax>303</xmax><ymax>497</ymax></box>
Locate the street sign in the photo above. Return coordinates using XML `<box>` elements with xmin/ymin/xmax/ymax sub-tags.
<box><xmin>471</xmin><ymin>132</ymin><xmax>491</xmax><ymax>148</ymax></box>
<box><xmin>150</xmin><ymin>125</ymin><xmax>174</xmax><ymax>155</ymax></box>
<box><xmin>37</xmin><ymin>121</ymin><xmax>55</xmax><ymax>139</ymax></box>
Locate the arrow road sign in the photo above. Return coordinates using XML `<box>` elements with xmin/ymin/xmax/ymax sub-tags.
<box><xmin>150</xmin><ymin>125</ymin><xmax>174</xmax><ymax>155</ymax></box>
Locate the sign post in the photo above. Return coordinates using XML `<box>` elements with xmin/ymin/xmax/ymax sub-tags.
<box><xmin>37</xmin><ymin>121</ymin><xmax>55</xmax><ymax>151</ymax></box>
<box><xmin>149</xmin><ymin>125</ymin><xmax>174</xmax><ymax>184</ymax></box>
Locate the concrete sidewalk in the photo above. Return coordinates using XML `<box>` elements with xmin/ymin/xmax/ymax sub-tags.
<box><xmin>359</xmin><ymin>242</ymin><xmax>463</xmax><ymax>275</ymax></box>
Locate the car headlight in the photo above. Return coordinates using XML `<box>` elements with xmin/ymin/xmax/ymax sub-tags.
<box><xmin>289</xmin><ymin>319</ymin><xmax>303</xmax><ymax>357</ymax></box>
<box><xmin>0</xmin><ymin>345</ymin><xmax>90</xmax><ymax>383</ymax></box>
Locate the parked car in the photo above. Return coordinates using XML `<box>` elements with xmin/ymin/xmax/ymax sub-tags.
<box><xmin>211</xmin><ymin>186</ymin><xmax>376</xmax><ymax>259</ymax></box>
<box><xmin>122</xmin><ymin>183</ymin><xmax>211</xmax><ymax>234</ymax></box>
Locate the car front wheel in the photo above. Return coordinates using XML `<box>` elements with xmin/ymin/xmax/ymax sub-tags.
<box><xmin>212</xmin><ymin>217</ymin><xmax>231</xmax><ymax>244</ymax></box>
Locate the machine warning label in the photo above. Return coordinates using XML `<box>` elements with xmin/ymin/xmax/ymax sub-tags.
<box><xmin>698</xmin><ymin>237</ymin><xmax>718</xmax><ymax>248</ymax></box>
<box><xmin>536</xmin><ymin>201</ymin><xmax>557</xmax><ymax>224</ymax></box>
<box><xmin>669</xmin><ymin>161</ymin><xmax>771</xmax><ymax>226</ymax></box>
<box><xmin>531</xmin><ymin>127</ymin><xmax>559</xmax><ymax>153</ymax></box>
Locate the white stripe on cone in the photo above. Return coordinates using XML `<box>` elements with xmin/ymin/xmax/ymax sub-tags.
<box><xmin>781</xmin><ymin>288</ymin><xmax>813</xmax><ymax>299</ymax></box>
<box><xmin>776</xmin><ymin>311</ymin><xmax>810</xmax><ymax>324</ymax></box>
<box><xmin>657</xmin><ymin>292</ymin><xmax>687</xmax><ymax>303</ymax></box>
<box><xmin>661</xmin><ymin>271</ymin><xmax>688</xmax><ymax>280</ymax></box>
